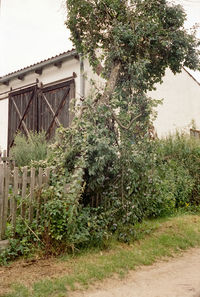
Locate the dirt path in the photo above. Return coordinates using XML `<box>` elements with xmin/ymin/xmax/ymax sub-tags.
<box><xmin>70</xmin><ymin>248</ymin><xmax>200</xmax><ymax>297</ymax></box>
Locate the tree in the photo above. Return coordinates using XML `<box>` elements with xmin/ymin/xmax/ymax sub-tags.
<box><xmin>45</xmin><ymin>0</ymin><xmax>200</xmax><ymax>206</ymax></box>
<box><xmin>63</xmin><ymin>0</ymin><xmax>200</xmax><ymax>203</ymax></box>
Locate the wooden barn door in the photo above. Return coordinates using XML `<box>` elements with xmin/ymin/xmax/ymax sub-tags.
<box><xmin>38</xmin><ymin>80</ymin><xmax>75</xmax><ymax>140</ymax></box>
<box><xmin>8</xmin><ymin>80</ymin><xmax>75</xmax><ymax>150</ymax></box>
<box><xmin>8</xmin><ymin>86</ymin><xmax>38</xmax><ymax>150</ymax></box>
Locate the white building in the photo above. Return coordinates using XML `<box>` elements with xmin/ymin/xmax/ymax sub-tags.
<box><xmin>0</xmin><ymin>49</ymin><xmax>200</xmax><ymax>151</ymax></box>
<box><xmin>151</xmin><ymin>67</ymin><xmax>200</xmax><ymax>137</ymax></box>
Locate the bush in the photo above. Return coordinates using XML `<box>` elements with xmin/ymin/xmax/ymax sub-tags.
<box><xmin>39</xmin><ymin>132</ymin><xmax>200</xmax><ymax>250</ymax></box>
<box><xmin>4</xmin><ymin>132</ymin><xmax>200</xmax><ymax>263</ymax></box>
<box><xmin>10</xmin><ymin>131</ymin><xmax>48</xmax><ymax>166</ymax></box>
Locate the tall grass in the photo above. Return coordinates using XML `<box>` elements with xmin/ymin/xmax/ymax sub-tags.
<box><xmin>157</xmin><ymin>132</ymin><xmax>200</xmax><ymax>205</ymax></box>
<box><xmin>10</xmin><ymin>132</ymin><xmax>48</xmax><ymax>167</ymax></box>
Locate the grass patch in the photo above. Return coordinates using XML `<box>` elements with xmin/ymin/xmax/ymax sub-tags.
<box><xmin>2</xmin><ymin>213</ymin><xmax>200</xmax><ymax>297</ymax></box>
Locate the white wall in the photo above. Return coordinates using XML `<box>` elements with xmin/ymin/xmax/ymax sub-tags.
<box><xmin>0</xmin><ymin>58</ymin><xmax>80</xmax><ymax>97</ymax></box>
<box><xmin>150</xmin><ymin>68</ymin><xmax>200</xmax><ymax>137</ymax></box>
<box><xmin>84</xmin><ymin>59</ymin><xmax>105</xmax><ymax>97</ymax></box>
<box><xmin>0</xmin><ymin>99</ymin><xmax>8</xmax><ymax>151</ymax></box>
<box><xmin>84</xmin><ymin>64</ymin><xmax>200</xmax><ymax>138</ymax></box>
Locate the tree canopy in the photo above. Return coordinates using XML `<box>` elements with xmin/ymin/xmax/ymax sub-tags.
<box><xmin>66</xmin><ymin>0</ymin><xmax>200</xmax><ymax>94</ymax></box>
<box><xmin>66</xmin><ymin>0</ymin><xmax>200</xmax><ymax>139</ymax></box>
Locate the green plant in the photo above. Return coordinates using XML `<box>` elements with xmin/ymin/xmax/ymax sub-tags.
<box><xmin>10</xmin><ymin>131</ymin><xmax>48</xmax><ymax>167</ymax></box>
<box><xmin>33</xmin><ymin>0</ymin><xmax>199</xmax><ymax>250</ymax></box>
<box><xmin>0</xmin><ymin>218</ymin><xmax>39</xmax><ymax>265</ymax></box>
<box><xmin>158</xmin><ymin>133</ymin><xmax>200</xmax><ymax>205</ymax></box>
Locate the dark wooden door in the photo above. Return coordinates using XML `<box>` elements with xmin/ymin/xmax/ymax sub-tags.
<box><xmin>8</xmin><ymin>86</ymin><xmax>38</xmax><ymax>149</ymax></box>
<box><xmin>38</xmin><ymin>80</ymin><xmax>74</xmax><ymax>140</ymax></box>
<box><xmin>8</xmin><ymin>80</ymin><xmax>75</xmax><ymax>150</ymax></box>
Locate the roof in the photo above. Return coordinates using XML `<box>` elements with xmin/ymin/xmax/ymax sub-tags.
<box><xmin>183</xmin><ymin>67</ymin><xmax>200</xmax><ymax>87</ymax></box>
<box><xmin>0</xmin><ymin>49</ymin><xmax>77</xmax><ymax>85</ymax></box>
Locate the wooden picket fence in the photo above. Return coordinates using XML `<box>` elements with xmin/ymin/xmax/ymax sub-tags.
<box><xmin>0</xmin><ymin>163</ymin><xmax>51</xmax><ymax>240</ymax></box>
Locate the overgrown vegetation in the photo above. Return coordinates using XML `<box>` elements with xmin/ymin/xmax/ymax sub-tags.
<box><xmin>10</xmin><ymin>132</ymin><xmax>48</xmax><ymax>167</ymax></box>
<box><xmin>1</xmin><ymin>0</ymin><xmax>200</xmax><ymax>264</ymax></box>
<box><xmin>2</xmin><ymin>133</ymin><xmax>200</xmax><ymax>265</ymax></box>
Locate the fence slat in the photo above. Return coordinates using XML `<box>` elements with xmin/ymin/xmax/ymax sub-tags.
<box><xmin>0</xmin><ymin>164</ymin><xmax>4</xmax><ymax>240</ymax></box>
<box><xmin>29</xmin><ymin>168</ymin><xmax>35</xmax><ymax>223</ymax></box>
<box><xmin>12</xmin><ymin>167</ymin><xmax>19</xmax><ymax>233</ymax></box>
<box><xmin>21</xmin><ymin>167</ymin><xmax>28</xmax><ymax>218</ymax></box>
<box><xmin>36</xmin><ymin>168</ymin><xmax>43</xmax><ymax>224</ymax></box>
<box><xmin>2</xmin><ymin>165</ymin><xmax>10</xmax><ymax>238</ymax></box>
<box><xmin>45</xmin><ymin>168</ymin><xmax>50</xmax><ymax>183</ymax></box>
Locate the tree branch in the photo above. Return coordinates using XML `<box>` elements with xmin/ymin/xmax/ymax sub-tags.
<box><xmin>95</xmin><ymin>63</ymin><xmax>104</xmax><ymax>75</ymax></box>
<box><xmin>101</xmin><ymin>61</ymin><xmax>121</xmax><ymax>104</ymax></box>
<box><xmin>110</xmin><ymin>111</ymin><xmax>142</xmax><ymax>131</ymax></box>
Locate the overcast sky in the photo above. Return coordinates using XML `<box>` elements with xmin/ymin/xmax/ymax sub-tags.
<box><xmin>0</xmin><ymin>0</ymin><xmax>200</xmax><ymax>81</ymax></box>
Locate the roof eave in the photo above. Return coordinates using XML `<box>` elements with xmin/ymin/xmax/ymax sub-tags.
<box><xmin>183</xmin><ymin>67</ymin><xmax>200</xmax><ymax>87</ymax></box>
<box><xmin>0</xmin><ymin>50</ymin><xmax>78</xmax><ymax>85</ymax></box>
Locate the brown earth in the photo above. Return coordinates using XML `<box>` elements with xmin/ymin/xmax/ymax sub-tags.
<box><xmin>0</xmin><ymin>256</ymin><xmax>73</xmax><ymax>295</ymax></box>
<box><xmin>1</xmin><ymin>248</ymin><xmax>200</xmax><ymax>296</ymax></box>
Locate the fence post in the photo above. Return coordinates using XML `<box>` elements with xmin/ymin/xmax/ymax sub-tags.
<box><xmin>12</xmin><ymin>167</ymin><xmax>19</xmax><ymax>234</ymax></box>
<box><xmin>2</xmin><ymin>165</ymin><xmax>10</xmax><ymax>239</ymax></box>
<box><xmin>0</xmin><ymin>164</ymin><xmax>4</xmax><ymax>240</ymax></box>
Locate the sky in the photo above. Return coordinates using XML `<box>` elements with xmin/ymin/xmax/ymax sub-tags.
<box><xmin>0</xmin><ymin>0</ymin><xmax>200</xmax><ymax>81</ymax></box>
<box><xmin>0</xmin><ymin>0</ymin><xmax>72</xmax><ymax>76</ymax></box>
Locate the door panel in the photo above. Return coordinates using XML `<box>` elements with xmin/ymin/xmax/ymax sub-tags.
<box><xmin>8</xmin><ymin>86</ymin><xmax>37</xmax><ymax>149</ymax></box>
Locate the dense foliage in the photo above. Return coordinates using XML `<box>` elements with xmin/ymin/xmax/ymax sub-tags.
<box><xmin>2</xmin><ymin>133</ymin><xmax>200</xmax><ymax>265</ymax></box>
<box><xmin>66</xmin><ymin>0</ymin><xmax>200</xmax><ymax>133</ymax></box>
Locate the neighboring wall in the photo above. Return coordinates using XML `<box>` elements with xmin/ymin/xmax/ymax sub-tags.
<box><xmin>150</xmin><ymin>68</ymin><xmax>200</xmax><ymax>137</ymax></box>
<box><xmin>0</xmin><ymin>99</ymin><xmax>8</xmax><ymax>151</ymax></box>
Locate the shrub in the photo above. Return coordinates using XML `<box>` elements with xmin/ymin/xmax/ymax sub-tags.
<box><xmin>10</xmin><ymin>131</ymin><xmax>48</xmax><ymax>166</ymax></box>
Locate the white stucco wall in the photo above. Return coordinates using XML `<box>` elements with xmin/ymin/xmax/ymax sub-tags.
<box><xmin>0</xmin><ymin>99</ymin><xmax>8</xmax><ymax>151</ymax></box>
<box><xmin>84</xmin><ymin>59</ymin><xmax>105</xmax><ymax>97</ymax></box>
<box><xmin>150</xmin><ymin>68</ymin><xmax>200</xmax><ymax>137</ymax></box>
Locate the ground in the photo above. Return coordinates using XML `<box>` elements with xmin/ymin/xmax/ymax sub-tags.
<box><xmin>70</xmin><ymin>248</ymin><xmax>200</xmax><ymax>297</ymax></box>
<box><xmin>1</xmin><ymin>248</ymin><xmax>200</xmax><ymax>297</ymax></box>
<box><xmin>0</xmin><ymin>257</ymin><xmax>72</xmax><ymax>295</ymax></box>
